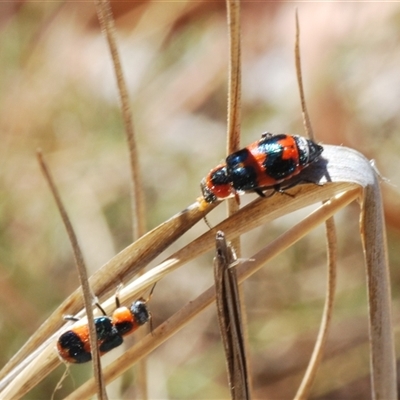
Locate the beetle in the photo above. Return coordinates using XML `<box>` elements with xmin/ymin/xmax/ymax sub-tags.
<box><xmin>201</xmin><ymin>132</ymin><xmax>323</xmax><ymax>204</ymax></box>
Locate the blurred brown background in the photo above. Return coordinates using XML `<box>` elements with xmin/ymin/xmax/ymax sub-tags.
<box><xmin>0</xmin><ymin>1</ymin><xmax>400</xmax><ymax>398</ymax></box>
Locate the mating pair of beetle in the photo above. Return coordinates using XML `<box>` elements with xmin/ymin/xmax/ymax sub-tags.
<box><xmin>57</xmin><ymin>132</ymin><xmax>323</xmax><ymax>364</ymax></box>
<box><xmin>57</xmin><ymin>292</ymin><xmax>151</xmax><ymax>364</ymax></box>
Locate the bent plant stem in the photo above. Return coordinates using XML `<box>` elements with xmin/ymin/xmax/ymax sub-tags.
<box><xmin>94</xmin><ymin>0</ymin><xmax>145</xmax><ymax>239</ymax></box>
<box><xmin>294</xmin><ymin>216</ymin><xmax>337</xmax><ymax>400</ymax></box>
<box><xmin>361</xmin><ymin>181</ymin><xmax>397</xmax><ymax>399</ymax></box>
<box><xmin>37</xmin><ymin>151</ymin><xmax>108</xmax><ymax>400</ymax></box>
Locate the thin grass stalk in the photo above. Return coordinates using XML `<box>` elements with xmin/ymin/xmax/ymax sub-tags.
<box><xmin>294</xmin><ymin>216</ymin><xmax>337</xmax><ymax>399</ymax></box>
<box><xmin>94</xmin><ymin>0</ymin><xmax>145</xmax><ymax>240</ymax></box>
<box><xmin>225</xmin><ymin>0</ymin><xmax>241</xmax><ymax>155</ymax></box>
<box><xmin>223</xmin><ymin>5</ymin><xmax>254</xmax><ymax>396</ymax></box>
<box><xmin>225</xmin><ymin>0</ymin><xmax>242</xmax><ymax>226</ymax></box>
<box><xmin>37</xmin><ymin>151</ymin><xmax>108</xmax><ymax>400</ymax></box>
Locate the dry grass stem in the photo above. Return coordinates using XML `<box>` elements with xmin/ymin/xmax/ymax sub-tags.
<box><xmin>94</xmin><ymin>0</ymin><xmax>145</xmax><ymax>240</ymax></box>
<box><xmin>294</xmin><ymin>216</ymin><xmax>337</xmax><ymax>400</ymax></box>
<box><xmin>225</xmin><ymin>0</ymin><xmax>241</xmax><ymax>155</ymax></box>
<box><xmin>224</xmin><ymin>4</ymin><xmax>249</xmax><ymax>395</ymax></box>
<box><xmin>37</xmin><ymin>151</ymin><xmax>108</xmax><ymax>400</ymax></box>
<box><xmin>225</xmin><ymin>0</ymin><xmax>242</xmax><ymax>235</ymax></box>
<box><xmin>360</xmin><ymin>176</ymin><xmax>397</xmax><ymax>399</ymax></box>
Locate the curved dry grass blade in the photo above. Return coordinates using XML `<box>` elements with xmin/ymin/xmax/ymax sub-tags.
<box><xmin>95</xmin><ymin>0</ymin><xmax>145</xmax><ymax>239</ymax></box>
<box><xmin>37</xmin><ymin>151</ymin><xmax>108</xmax><ymax>400</ymax></box>
<box><xmin>62</xmin><ymin>188</ymin><xmax>361</xmax><ymax>400</ymax></box>
<box><xmin>361</xmin><ymin>176</ymin><xmax>397</xmax><ymax>399</ymax></box>
<box><xmin>59</xmin><ymin>146</ymin><xmax>392</xmax><ymax>399</ymax></box>
<box><xmin>0</xmin><ymin>146</ymin><xmax>358</xmax><ymax>377</ymax></box>
<box><xmin>214</xmin><ymin>231</ymin><xmax>250</xmax><ymax>400</ymax></box>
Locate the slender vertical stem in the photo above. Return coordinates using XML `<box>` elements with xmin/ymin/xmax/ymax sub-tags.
<box><xmin>294</xmin><ymin>217</ymin><xmax>337</xmax><ymax>400</ymax></box>
<box><xmin>224</xmin><ymin>5</ymin><xmax>252</xmax><ymax>397</ymax></box>
<box><xmin>226</xmin><ymin>0</ymin><xmax>241</xmax><ymax>155</ymax></box>
<box><xmin>225</xmin><ymin>0</ymin><xmax>241</xmax><ymax>248</ymax></box>
<box><xmin>37</xmin><ymin>150</ymin><xmax>108</xmax><ymax>400</ymax></box>
<box><xmin>94</xmin><ymin>0</ymin><xmax>146</xmax><ymax>240</ymax></box>
<box><xmin>225</xmin><ymin>0</ymin><xmax>242</xmax><ymax>227</ymax></box>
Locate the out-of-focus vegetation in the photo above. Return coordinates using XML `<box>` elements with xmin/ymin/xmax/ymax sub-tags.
<box><xmin>0</xmin><ymin>1</ymin><xmax>399</xmax><ymax>398</ymax></box>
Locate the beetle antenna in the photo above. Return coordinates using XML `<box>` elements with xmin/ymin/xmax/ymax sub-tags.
<box><xmin>146</xmin><ymin>282</ymin><xmax>157</xmax><ymax>302</ymax></box>
<box><xmin>114</xmin><ymin>283</ymin><xmax>124</xmax><ymax>308</ymax></box>
<box><xmin>95</xmin><ymin>302</ymin><xmax>107</xmax><ymax>316</ymax></box>
<box><xmin>203</xmin><ymin>215</ymin><xmax>213</xmax><ymax>230</ymax></box>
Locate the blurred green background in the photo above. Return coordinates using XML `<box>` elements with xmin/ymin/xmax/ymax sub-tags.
<box><xmin>1</xmin><ymin>1</ymin><xmax>400</xmax><ymax>398</ymax></box>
